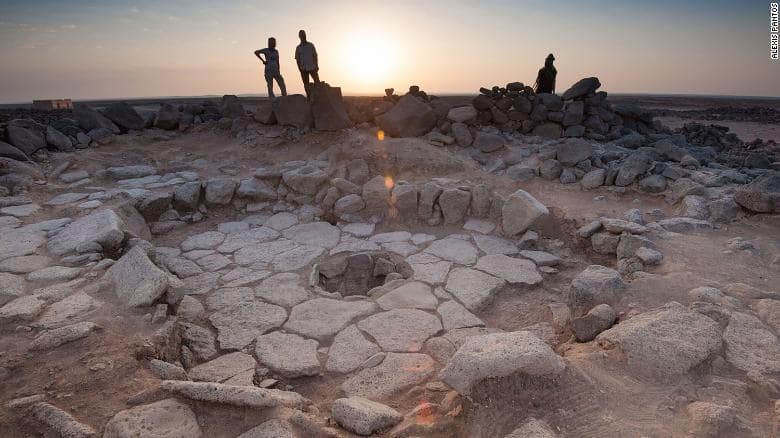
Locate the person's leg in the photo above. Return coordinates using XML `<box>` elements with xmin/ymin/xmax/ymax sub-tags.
<box><xmin>310</xmin><ymin>70</ymin><xmax>320</xmax><ymax>83</ymax></box>
<box><xmin>265</xmin><ymin>72</ymin><xmax>275</xmax><ymax>99</ymax></box>
<box><xmin>275</xmin><ymin>72</ymin><xmax>287</xmax><ymax>96</ymax></box>
<box><xmin>300</xmin><ymin>70</ymin><xmax>311</xmax><ymax>98</ymax></box>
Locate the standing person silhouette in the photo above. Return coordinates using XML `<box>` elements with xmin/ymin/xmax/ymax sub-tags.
<box><xmin>534</xmin><ymin>53</ymin><xmax>557</xmax><ymax>94</ymax></box>
<box><xmin>254</xmin><ymin>37</ymin><xmax>287</xmax><ymax>99</ymax></box>
<box><xmin>295</xmin><ymin>30</ymin><xmax>320</xmax><ymax>98</ymax></box>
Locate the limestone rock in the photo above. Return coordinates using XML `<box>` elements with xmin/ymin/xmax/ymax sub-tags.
<box><xmin>273</xmin><ymin>95</ymin><xmax>313</xmax><ymax>128</ymax></box>
<box><xmin>104</xmin><ymin>398</ymin><xmax>202</xmax><ymax>438</ymax></box>
<box><xmin>107</xmin><ymin>246</ymin><xmax>169</xmax><ymax>308</ymax></box>
<box><xmin>326</xmin><ymin>325</ymin><xmax>381</xmax><ymax>373</ymax></box>
<box><xmin>475</xmin><ymin>254</ymin><xmax>542</xmax><ymax>286</ymax></box>
<box><xmin>568</xmin><ymin>265</ymin><xmax>626</xmax><ymax>310</ymax></box>
<box><xmin>439</xmin><ymin>331</ymin><xmax>565</xmax><ymax>394</ymax></box>
<box><xmin>357</xmin><ymin>309</ymin><xmax>442</xmax><ymax>352</ymax></box>
<box><xmin>331</xmin><ymin>397</ymin><xmax>402</xmax><ymax>436</ymax></box>
<box><xmin>284</xmin><ymin>298</ymin><xmax>377</xmax><ymax>341</ymax></box>
<box><xmin>341</xmin><ymin>353</ymin><xmax>435</xmax><ymax>399</ymax></box>
<box><xmin>444</xmin><ymin>267</ymin><xmax>505</xmax><ymax>311</ymax></box>
<box><xmin>47</xmin><ymin>209</ymin><xmax>124</xmax><ymax>256</ymax></box>
<box><xmin>596</xmin><ymin>302</ymin><xmax>722</xmax><ymax>380</ymax></box>
<box><xmin>255</xmin><ymin>331</ymin><xmax>320</xmax><ymax>377</ymax></box>
<box><xmin>310</xmin><ymin>83</ymin><xmax>353</xmax><ymax>131</ymax></box>
<box><xmin>376</xmin><ymin>95</ymin><xmax>436</xmax><ymax>137</ymax></box>
<box><xmin>571</xmin><ymin>304</ymin><xmax>616</xmax><ymax>342</ymax></box>
<box><xmin>160</xmin><ymin>380</ymin><xmax>310</xmax><ymax>408</ymax></box>
<box><xmin>501</xmin><ymin>189</ymin><xmax>549</xmax><ymax>236</ymax></box>
<box><xmin>438</xmin><ymin>189</ymin><xmax>471</xmax><ymax>224</ymax></box>
<box><xmin>208</xmin><ymin>302</ymin><xmax>287</xmax><ymax>350</ymax></box>
<box><xmin>188</xmin><ymin>352</ymin><xmax>256</xmax><ymax>383</ymax></box>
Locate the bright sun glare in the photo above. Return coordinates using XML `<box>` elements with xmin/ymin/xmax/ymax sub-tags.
<box><xmin>342</xmin><ymin>32</ymin><xmax>396</xmax><ymax>86</ymax></box>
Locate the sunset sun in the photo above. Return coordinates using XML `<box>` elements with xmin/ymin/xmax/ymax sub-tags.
<box><xmin>341</xmin><ymin>31</ymin><xmax>396</xmax><ymax>85</ymax></box>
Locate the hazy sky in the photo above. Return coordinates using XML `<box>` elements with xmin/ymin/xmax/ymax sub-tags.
<box><xmin>0</xmin><ymin>0</ymin><xmax>777</xmax><ymax>103</ymax></box>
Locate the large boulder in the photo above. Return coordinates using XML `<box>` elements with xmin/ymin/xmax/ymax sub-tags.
<box><xmin>473</xmin><ymin>132</ymin><xmax>505</xmax><ymax>153</ymax></box>
<box><xmin>561</xmin><ymin>77</ymin><xmax>601</xmax><ymax>101</ymax></box>
<box><xmin>447</xmin><ymin>105</ymin><xmax>477</xmax><ymax>123</ymax></box>
<box><xmin>532</xmin><ymin>123</ymin><xmax>563</xmax><ymax>139</ymax></box>
<box><xmin>310</xmin><ymin>83</ymin><xmax>353</xmax><ymax>131</ymax></box>
<box><xmin>47</xmin><ymin>209</ymin><xmax>125</xmax><ymax>256</ymax></box>
<box><xmin>439</xmin><ymin>331</ymin><xmax>565</xmax><ymax>394</ymax></box>
<box><xmin>375</xmin><ymin>95</ymin><xmax>436</xmax><ymax>138</ymax></box>
<box><xmin>107</xmin><ymin>246</ymin><xmax>170</xmax><ymax>308</ymax></box>
<box><xmin>282</xmin><ymin>164</ymin><xmax>328</xmax><ymax>195</ymax></box>
<box><xmin>438</xmin><ymin>188</ymin><xmax>471</xmax><ymax>224</ymax></box>
<box><xmin>734</xmin><ymin>172</ymin><xmax>780</xmax><ymax>213</ymax></box>
<box><xmin>615</xmin><ymin>152</ymin><xmax>653</xmax><ymax>186</ymax></box>
<box><xmin>556</xmin><ymin>138</ymin><xmax>593</xmax><ymax>166</ymax></box>
<box><xmin>102</xmin><ymin>102</ymin><xmax>145</xmax><ymax>132</ymax></box>
<box><xmin>273</xmin><ymin>94</ymin><xmax>313</xmax><ymax>129</ymax></box>
<box><xmin>568</xmin><ymin>265</ymin><xmax>626</xmax><ymax>310</ymax></box>
<box><xmin>45</xmin><ymin>126</ymin><xmax>73</xmax><ymax>151</ymax></box>
<box><xmin>74</xmin><ymin>104</ymin><xmax>120</xmax><ymax>134</ymax></box>
<box><xmin>0</xmin><ymin>141</ymin><xmax>29</xmax><ymax>161</ymax></box>
<box><xmin>6</xmin><ymin>120</ymin><xmax>47</xmax><ymax>156</ymax></box>
<box><xmin>596</xmin><ymin>302</ymin><xmax>722</xmax><ymax>380</ymax></box>
<box><xmin>220</xmin><ymin>95</ymin><xmax>245</xmax><ymax>118</ymax></box>
<box><xmin>501</xmin><ymin>189</ymin><xmax>549</xmax><ymax>236</ymax></box>
<box><xmin>154</xmin><ymin>104</ymin><xmax>181</xmax><ymax>130</ymax></box>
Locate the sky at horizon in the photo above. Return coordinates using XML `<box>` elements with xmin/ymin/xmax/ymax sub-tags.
<box><xmin>0</xmin><ymin>0</ymin><xmax>778</xmax><ymax>103</ymax></box>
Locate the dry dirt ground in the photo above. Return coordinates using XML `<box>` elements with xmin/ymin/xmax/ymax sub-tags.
<box><xmin>1</xmin><ymin>97</ymin><xmax>779</xmax><ymax>437</ymax></box>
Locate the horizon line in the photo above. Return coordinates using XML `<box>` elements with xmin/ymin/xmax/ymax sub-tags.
<box><xmin>3</xmin><ymin>91</ymin><xmax>780</xmax><ymax>106</ymax></box>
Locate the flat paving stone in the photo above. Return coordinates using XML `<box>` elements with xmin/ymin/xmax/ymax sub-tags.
<box><xmin>444</xmin><ymin>267</ymin><xmax>506</xmax><ymax>311</ymax></box>
<box><xmin>0</xmin><ymin>255</ymin><xmax>52</xmax><ymax>274</ymax></box>
<box><xmin>216</xmin><ymin>227</ymin><xmax>280</xmax><ymax>253</ymax></box>
<box><xmin>264</xmin><ymin>212</ymin><xmax>299</xmax><ymax>231</ymax></box>
<box><xmin>26</xmin><ymin>266</ymin><xmax>82</xmax><ymax>284</ymax></box>
<box><xmin>342</xmin><ymin>223</ymin><xmax>375</xmax><ymax>237</ymax></box>
<box><xmin>271</xmin><ymin>244</ymin><xmax>324</xmax><ymax>271</ymax></box>
<box><xmin>283</xmin><ymin>298</ymin><xmax>378</xmax><ymax>342</ymax></box>
<box><xmin>205</xmin><ymin>287</ymin><xmax>255</xmax><ymax>311</ymax></box>
<box><xmin>45</xmin><ymin>193</ymin><xmax>89</xmax><ymax>206</ymax></box>
<box><xmin>34</xmin><ymin>292</ymin><xmax>100</xmax><ymax>328</ymax></box>
<box><xmin>254</xmin><ymin>331</ymin><xmax>320</xmax><ymax>377</ymax></box>
<box><xmin>330</xmin><ymin>237</ymin><xmax>381</xmax><ymax>255</ymax></box>
<box><xmin>196</xmin><ymin>254</ymin><xmax>232</xmax><ymax>271</ymax></box>
<box><xmin>180</xmin><ymin>231</ymin><xmax>225</xmax><ymax>252</ymax></box>
<box><xmin>437</xmin><ymin>300</ymin><xmax>485</xmax><ymax>330</ymax></box>
<box><xmin>0</xmin><ymin>230</ymin><xmax>46</xmax><ymax>261</ymax></box>
<box><xmin>1</xmin><ymin>203</ymin><xmax>41</xmax><ymax>217</ymax></box>
<box><xmin>381</xmin><ymin>242</ymin><xmax>419</xmax><ymax>257</ymax></box>
<box><xmin>411</xmin><ymin>233</ymin><xmax>437</xmax><ymax>245</ymax></box>
<box><xmin>472</xmin><ymin>234</ymin><xmax>519</xmax><ymax>255</ymax></box>
<box><xmin>341</xmin><ymin>353</ymin><xmax>436</xmax><ymax>400</ymax></box>
<box><xmin>424</xmin><ymin>238</ymin><xmax>478</xmax><ymax>265</ymax></box>
<box><xmin>410</xmin><ymin>261</ymin><xmax>452</xmax><ymax>285</ymax></box>
<box><xmin>234</xmin><ymin>239</ymin><xmax>298</xmax><ymax>266</ymax></box>
<box><xmin>282</xmin><ymin>222</ymin><xmax>340</xmax><ymax>248</ymax></box>
<box><xmin>376</xmin><ymin>281</ymin><xmax>438</xmax><ymax>310</ymax></box>
<box><xmin>357</xmin><ymin>309</ymin><xmax>442</xmax><ymax>352</ymax></box>
<box><xmin>475</xmin><ymin>254</ymin><xmax>543</xmax><ymax>286</ymax></box>
<box><xmin>326</xmin><ymin>325</ymin><xmax>381</xmax><ymax>374</ymax></box>
<box><xmin>254</xmin><ymin>273</ymin><xmax>311</xmax><ymax>307</ymax></box>
<box><xmin>519</xmin><ymin>250</ymin><xmax>561</xmax><ymax>267</ymax></box>
<box><xmin>188</xmin><ymin>352</ymin><xmax>257</xmax><ymax>383</ymax></box>
<box><xmin>369</xmin><ymin>231</ymin><xmax>412</xmax><ymax>243</ymax></box>
<box><xmin>208</xmin><ymin>302</ymin><xmax>287</xmax><ymax>350</ymax></box>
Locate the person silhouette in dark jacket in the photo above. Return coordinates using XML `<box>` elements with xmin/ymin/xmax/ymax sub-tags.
<box><xmin>534</xmin><ymin>53</ymin><xmax>557</xmax><ymax>94</ymax></box>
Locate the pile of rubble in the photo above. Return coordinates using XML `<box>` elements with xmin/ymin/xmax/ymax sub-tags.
<box><xmin>463</xmin><ymin>77</ymin><xmax>659</xmax><ymax>141</ymax></box>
